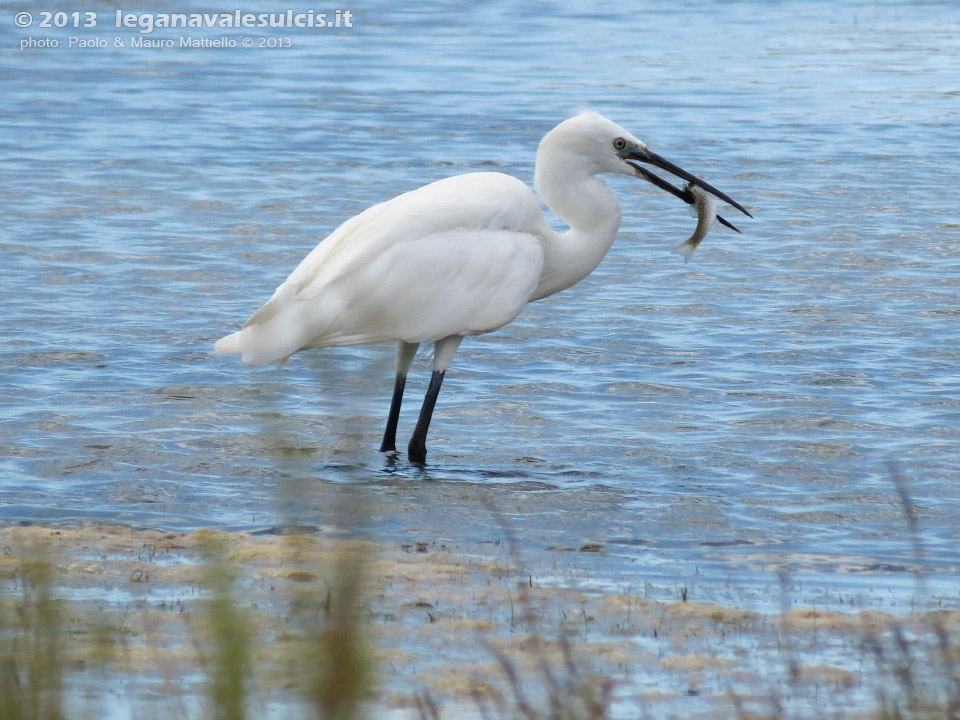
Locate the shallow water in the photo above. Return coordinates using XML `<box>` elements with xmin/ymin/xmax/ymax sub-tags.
<box><xmin>2</xmin><ymin>0</ymin><xmax>959</xmax><ymax>617</ymax></box>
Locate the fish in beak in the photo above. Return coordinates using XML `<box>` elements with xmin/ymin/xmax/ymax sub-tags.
<box><xmin>622</xmin><ymin>144</ymin><xmax>752</xmax><ymax>233</ymax></box>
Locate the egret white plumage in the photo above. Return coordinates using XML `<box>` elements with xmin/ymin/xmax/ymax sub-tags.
<box><xmin>215</xmin><ymin>112</ymin><xmax>751</xmax><ymax>463</ymax></box>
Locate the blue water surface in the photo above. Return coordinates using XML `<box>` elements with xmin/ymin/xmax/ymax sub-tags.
<box><xmin>1</xmin><ymin>0</ymin><xmax>959</xmax><ymax>606</ymax></box>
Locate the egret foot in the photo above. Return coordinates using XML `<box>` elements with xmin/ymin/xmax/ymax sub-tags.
<box><xmin>407</xmin><ymin>436</ymin><xmax>427</xmax><ymax>465</ymax></box>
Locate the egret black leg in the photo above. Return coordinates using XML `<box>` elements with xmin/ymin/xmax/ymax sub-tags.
<box><xmin>379</xmin><ymin>372</ymin><xmax>407</xmax><ymax>453</ymax></box>
<box><xmin>407</xmin><ymin>370</ymin><xmax>445</xmax><ymax>464</ymax></box>
<box><xmin>380</xmin><ymin>341</ymin><xmax>419</xmax><ymax>454</ymax></box>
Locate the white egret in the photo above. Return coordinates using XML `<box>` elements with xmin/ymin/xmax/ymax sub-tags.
<box><xmin>215</xmin><ymin>112</ymin><xmax>751</xmax><ymax>464</ymax></box>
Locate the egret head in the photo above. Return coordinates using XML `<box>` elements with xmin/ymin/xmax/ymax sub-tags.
<box><xmin>537</xmin><ymin>111</ymin><xmax>752</xmax><ymax>222</ymax></box>
<box><xmin>537</xmin><ymin>111</ymin><xmax>646</xmax><ymax>177</ymax></box>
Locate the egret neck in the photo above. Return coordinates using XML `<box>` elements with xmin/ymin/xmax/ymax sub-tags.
<box><xmin>532</xmin><ymin>159</ymin><xmax>622</xmax><ymax>301</ymax></box>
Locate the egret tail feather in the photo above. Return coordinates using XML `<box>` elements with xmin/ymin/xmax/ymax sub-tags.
<box><xmin>214</xmin><ymin>331</ymin><xmax>243</xmax><ymax>354</ymax></box>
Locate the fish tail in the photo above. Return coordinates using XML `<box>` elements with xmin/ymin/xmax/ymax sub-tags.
<box><xmin>671</xmin><ymin>239</ymin><xmax>698</xmax><ymax>264</ymax></box>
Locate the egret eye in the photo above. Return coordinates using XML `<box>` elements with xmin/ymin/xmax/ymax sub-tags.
<box><xmin>613</xmin><ymin>137</ymin><xmax>627</xmax><ymax>150</ymax></box>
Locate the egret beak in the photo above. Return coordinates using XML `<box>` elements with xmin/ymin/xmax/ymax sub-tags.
<box><xmin>624</xmin><ymin>147</ymin><xmax>753</xmax><ymax>226</ymax></box>
<box><xmin>632</xmin><ymin>165</ymin><xmax>743</xmax><ymax>233</ymax></box>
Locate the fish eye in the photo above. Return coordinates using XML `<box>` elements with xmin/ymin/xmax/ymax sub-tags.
<box><xmin>613</xmin><ymin>137</ymin><xmax>627</xmax><ymax>150</ymax></box>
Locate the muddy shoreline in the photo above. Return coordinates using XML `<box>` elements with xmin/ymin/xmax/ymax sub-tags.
<box><xmin>2</xmin><ymin>523</ymin><xmax>957</xmax><ymax>719</ymax></box>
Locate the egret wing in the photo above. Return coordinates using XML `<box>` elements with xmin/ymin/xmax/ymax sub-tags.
<box><xmin>218</xmin><ymin>172</ymin><xmax>550</xmax><ymax>365</ymax></box>
<box><xmin>305</xmin><ymin>227</ymin><xmax>545</xmax><ymax>347</ymax></box>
